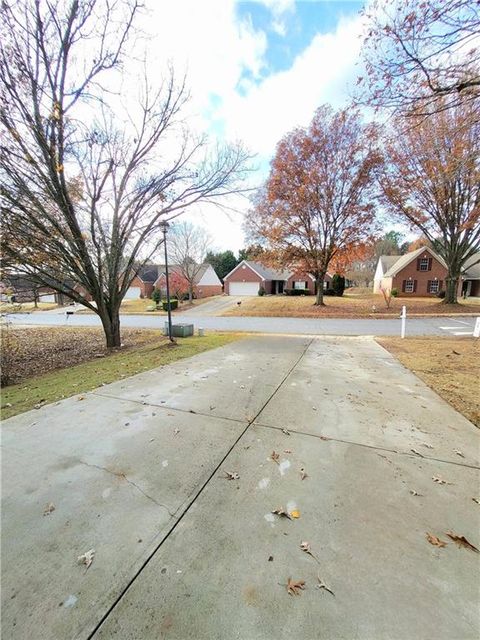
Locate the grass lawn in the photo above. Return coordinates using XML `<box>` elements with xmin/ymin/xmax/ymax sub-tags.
<box><xmin>1</xmin><ymin>327</ymin><xmax>241</xmax><ymax>419</ymax></box>
<box><xmin>0</xmin><ymin>301</ymin><xmax>57</xmax><ymax>313</ymax></box>
<box><xmin>222</xmin><ymin>292</ymin><xmax>480</xmax><ymax>319</ymax></box>
<box><xmin>75</xmin><ymin>295</ymin><xmax>222</xmax><ymax>315</ymax></box>
<box><xmin>377</xmin><ymin>336</ymin><xmax>480</xmax><ymax>427</ymax></box>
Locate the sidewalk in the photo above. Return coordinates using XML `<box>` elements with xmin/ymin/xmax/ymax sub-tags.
<box><xmin>1</xmin><ymin>336</ymin><xmax>479</xmax><ymax>639</ymax></box>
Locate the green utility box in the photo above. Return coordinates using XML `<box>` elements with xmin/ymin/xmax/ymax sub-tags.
<box><xmin>164</xmin><ymin>323</ymin><xmax>194</xmax><ymax>337</ymax></box>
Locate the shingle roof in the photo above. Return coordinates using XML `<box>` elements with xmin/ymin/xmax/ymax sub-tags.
<box><xmin>137</xmin><ymin>265</ymin><xmax>162</xmax><ymax>282</ymax></box>
<box><xmin>462</xmin><ymin>253</ymin><xmax>480</xmax><ymax>279</ymax></box>
<box><xmin>379</xmin><ymin>255</ymin><xmax>401</xmax><ymax>273</ymax></box>
<box><xmin>383</xmin><ymin>247</ymin><xmax>447</xmax><ymax>277</ymax></box>
<box><xmin>244</xmin><ymin>261</ymin><xmax>291</xmax><ymax>281</ymax></box>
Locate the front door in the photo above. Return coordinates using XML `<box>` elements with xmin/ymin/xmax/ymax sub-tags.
<box><xmin>276</xmin><ymin>281</ymin><xmax>284</xmax><ymax>294</ymax></box>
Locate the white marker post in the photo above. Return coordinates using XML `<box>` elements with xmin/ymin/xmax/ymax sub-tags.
<box><xmin>474</xmin><ymin>317</ymin><xmax>480</xmax><ymax>338</ymax></box>
<box><xmin>401</xmin><ymin>305</ymin><xmax>407</xmax><ymax>339</ymax></box>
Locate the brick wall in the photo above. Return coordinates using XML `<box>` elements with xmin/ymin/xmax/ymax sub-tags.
<box><xmin>393</xmin><ymin>253</ymin><xmax>447</xmax><ymax>297</ymax></box>
<box><xmin>224</xmin><ymin>264</ymin><xmax>263</xmax><ymax>295</ymax></box>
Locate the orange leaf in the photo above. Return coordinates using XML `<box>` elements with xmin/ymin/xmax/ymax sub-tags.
<box><xmin>446</xmin><ymin>532</ymin><xmax>479</xmax><ymax>552</ymax></box>
<box><xmin>426</xmin><ymin>532</ymin><xmax>447</xmax><ymax>548</ymax></box>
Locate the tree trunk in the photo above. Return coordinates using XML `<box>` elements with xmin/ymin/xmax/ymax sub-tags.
<box><xmin>99</xmin><ymin>307</ymin><xmax>122</xmax><ymax>348</ymax></box>
<box><xmin>189</xmin><ymin>285</ymin><xmax>194</xmax><ymax>303</ymax></box>
<box><xmin>33</xmin><ymin>290</ymin><xmax>38</xmax><ymax>308</ymax></box>
<box><xmin>315</xmin><ymin>277</ymin><xmax>325</xmax><ymax>306</ymax></box>
<box><xmin>444</xmin><ymin>274</ymin><xmax>459</xmax><ymax>304</ymax></box>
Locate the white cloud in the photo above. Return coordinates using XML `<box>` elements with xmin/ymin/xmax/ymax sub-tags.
<box><xmin>133</xmin><ymin>1</ymin><xmax>365</xmax><ymax>252</ymax></box>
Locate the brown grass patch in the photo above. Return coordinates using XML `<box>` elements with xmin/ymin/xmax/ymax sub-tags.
<box><xmin>222</xmin><ymin>294</ymin><xmax>479</xmax><ymax>318</ymax></box>
<box><xmin>376</xmin><ymin>336</ymin><xmax>480</xmax><ymax>427</ymax></box>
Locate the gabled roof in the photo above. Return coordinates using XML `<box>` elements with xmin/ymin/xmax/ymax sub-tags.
<box><xmin>154</xmin><ymin>263</ymin><xmax>213</xmax><ymax>286</ymax></box>
<box><xmin>379</xmin><ymin>255</ymin><xmax>401</xmax><ymax>274</ymax></box>
<box><xmin>383</xmin><ymin>246</ymin><xmax>447</xmax><ymax>277</ymax></box>
<box><xmin>462</xmin><ymin>253</ymin><xmax>480</xmax><ymax>279</ymax></box>
<box><xmin>136</xmin><ymin>264</ymin><xmax>162</xmax><ymax>283</ymax></box>
<box><xmin>244</xmin><ymin>260</ymin><xmax>291</xmax><ymax>280</ymax></box>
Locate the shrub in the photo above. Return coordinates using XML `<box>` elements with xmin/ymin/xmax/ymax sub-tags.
<box><xmin>391</xmin><ymin>288</ymin><xmax>398</xmax><ymax>297</ymax></box>
<box><xmin>151</xmin><ymin>288</ymin><xmax>162</xmax><ymax>304</ymax></box>
<box><xmin>324</xmin><ymin>289</ymin><xmax>336</xmax><ymax>296</ymax></box>
<box><xmin>437</xmin><ymin>290</ymin><xmax>446</xmax><ymax>299</ymax></box>
<box><xmin>258</xmin><ymin>286</ymin><xmax>266</xmax><ymax>296</ymax></box>
<box><xmin>331</xmin><ymin>274</ymin><xmax>345</xmax><ymax>297</ymax></box>
<box><xmin>284</xmin><ymin>288</ymin><xmax>309</xmax><ymax>296</ymax></box>
<box><xmin>162</xmin><ymin>298</ymin><xmax>178</xmax><ymax>311</ymax></box>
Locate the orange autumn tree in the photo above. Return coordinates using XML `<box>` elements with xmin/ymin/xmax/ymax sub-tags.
<box><xmin>380</xmin><ymin>101</ymin><xmax>480</xmax><ymax>304</ymax></box>
<box><xmin>247</xmin><ymin>105</ymin><xmax>381</xmax><ymax>305</ymax></box>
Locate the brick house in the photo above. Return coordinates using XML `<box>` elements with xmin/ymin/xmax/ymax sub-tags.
<box><xmin>373</xmin><ymin>246</ymin><xmax>480</xmax><ymax>297</ymax></box>
<box><xmin>127</xmin><ymin>265</ymin><xmax>162</xmax><ymax>299</ymax></box>
<box><xmin>153</xmin><ymin>264</ymin><xmax>222</xmax><ymax>299</ymax></box>
<box><xmin>223</xmin><ymin>260</ymin><xmax>332</xmax><ymax>296</ymax></box>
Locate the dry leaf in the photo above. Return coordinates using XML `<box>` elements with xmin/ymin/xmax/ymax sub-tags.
<box><xmin>173</xmin><ymin>428</ymin><xmax>180</xmax><ymax>435</ymax></box>
<box><xmin>290</xmin><ymin>509</ymin><xmax>301</xmax><ymax>519</ymax></box>
<box><xmin>272</xmin><ymin>507</ymin><xmax>292</xmax><ymax>520</ymax></box>
<box><xmin>78</xmin><ymin>549</ymin><xmax>95</xmax><ymax>569</ymax></box>
<box><xmin>300</xmin><ymin>541</ymin><xmax>311</xmax><ymax>553</ymax></box>
<box><xmin>319</xmin><ymin>435</ymin><xmax>330</xmax><ymax>441</ymax></box>
<box><xmin>411</xmin><ymin>448</ymin><xmax>424</xmax><ymax>457</ymax></box>
<box><xmin>316</xmin><ymin>573</ymin><xmax>334</xmax><ymax>596</ymax></box>
<box><xmin>43</xmin><ymin>502</ymin><xmax>55</xmax><ymax>516</ymax></box>
<box><xmin>410</xmin><ymin>490</ymin><xmax>422</xmax><ymax>496</ymax></box>
<box><xmin>300</xmin><ymin>466</ymin><xmax>308</xmax><ymax>480</ymax></box>
<box><xmin>286</xmin><ymin>577</ymin><xmax>305</xmax><ymax>596</ymax></box>
<box><xmin>472</xmin><ymin>498</ymin><xmax>480</xmax><ymax>505</ymax></box>
<box><xmin>224</xmin><ymin>471</ymin><xmax>240</xmax><ymax>480</ymax></box>
<box><xmin>77</xmin><ymin>395</ymin><xmax>85</xmax><ymax>401</ymax></box>
<box><xmin>284</xmin><ymin>449</ymin><xmax>292</xmax><ymax>454</ymax></box>
<box><xmin>282</xmin><ymin>428</ymin><xmax>291</xmax><ymax>436</ymax></box>
<box><xmin>453</xmin><ymin>449</ymin><xmax>465</xmax><ymax>458</ymax></box>
<box><xmin>270</xmin><ymin>451</ymin><xmax>280</xmax><ymax>464</ymax></box>
<box><xmin>445</xmin><ymin>532</ymin><xmax>479</xmax><ymax>552</ymax></box>
<box><xmin>421</xmin><ymin>442</ymin><xmax>434</xmax><ymax>449</ymax></box>
<box><xmin>432</xmin><ymin>476</ymin><xmax>451</xmax><ymax>484</ymax></box>
<box><xmin>426</xmin><ymin>533</ymin><xmax>447</xmax><ymax>548</ymax></box>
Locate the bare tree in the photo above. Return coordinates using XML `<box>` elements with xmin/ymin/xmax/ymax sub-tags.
<box><xmin>359</xmin><ymin>0</ymin><xmax>480</xmax><ymax>117</ymax></box>
<box><xmin>0</xmin><ymin>0</ymin><xmax>251</xmax><ymax>347</ymax></box>
<box><xmin>379</xmin><ymin>101</ymin><xmax>480</xmax><ymax>304</ymax></box>
<box><xmin>168</xmin><ymin>221</ymin><xmax>212</xmax><ymax>302</ymax></box>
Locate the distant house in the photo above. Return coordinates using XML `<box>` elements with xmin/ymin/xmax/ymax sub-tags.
<box><xmin>154</xmin><ymin>264</ymin><xmax>222</xmax><ymax>299</ymax></box>
<box><xmin>223</xmin><ymin>260</ymin><xmax>332</xmax><ymax>296</ymax></box>
<box><xmin>373</xmin><ymin>246</ymin><xmax>480</xmax><ymax>297</ymax></box>
<box><xmin>0</xmin><ymin>274</ymin><xmax>58</xmax><ymax>303</ymax></box>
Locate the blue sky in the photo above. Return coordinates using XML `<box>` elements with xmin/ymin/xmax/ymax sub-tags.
<box><xmin>146</xmin><ymin>0</ymin><xmax>369</xmax><ymax>251</ymax></box>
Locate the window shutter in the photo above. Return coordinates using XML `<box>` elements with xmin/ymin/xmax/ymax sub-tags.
<box><xmin>416</xmin><ymin>258</ymin><xmax>421</xmax><ymax>271</ymax></box>
<box><xmin>413</xmin><ymin>280</ymin><xmax>417</xmax><ymax>292</ymax></box>
<box><xmin>439</xmin><ymin>280</ymin><xmax>443</xmax><ymax>291</ymax></box>
<box><xmin>428</xmin><ymin>257</ymin><xmax>432</xmax><ymax>271</ymax></box>
<box><xmin>305</xmin><ymin>281</ymin><xmax>308</xmax><ymax>289</ymax></box>
<box><xmin>427</xmin><ymin>280</ymin><xmax>431</xmax><ymax>292</ymax></box>
<box><xmin>402</xmin><ymin>280</ymin><xmax>406</xmax><ymax>292</ymax></box>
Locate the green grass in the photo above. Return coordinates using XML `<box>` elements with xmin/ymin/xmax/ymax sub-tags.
<box><xmin>1</xmin><ymin>332</ymin><xmax>241</xmax><ymax>419</ymax></box>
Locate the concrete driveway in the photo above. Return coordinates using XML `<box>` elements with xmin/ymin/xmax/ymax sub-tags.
<box><xmin>2</xmin><ymin>336</ymin><xmax>479</xmax><ymax>639</ymax></box>
<box><xmin>179</xmin><ymin>295</ymin><xmax>242</xmax><ymax>316</ymax></box>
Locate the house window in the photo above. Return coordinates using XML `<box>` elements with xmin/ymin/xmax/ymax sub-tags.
<box><xmin>404</xmin><ymin>280</ymin><xmax>414</xmax><ymax>293</ymax></box>
<box><xmin>428</xmin><ymin>280</ymin><xmax>439</xmax><ymax>294</ymax></box>
<box><xmin>418</xmin><ymin>258</ymin><xmax>429</xmax><ymax>271</ymax></box>
<box><xmin>294</xmin><ymin>281</ymin><xmax>307</xmax><ymax>290</ymax></box>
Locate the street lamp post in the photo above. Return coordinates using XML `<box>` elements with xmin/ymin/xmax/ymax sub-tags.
<box><xmin>160</xmin><ymin>220</ymin><xmax>173</xmax><ymax>342</ymax></box>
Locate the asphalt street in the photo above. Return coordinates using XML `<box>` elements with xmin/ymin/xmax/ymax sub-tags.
<box><xmin>7</xmin><ymin>310</ymin><xmax>478</xmax><ymax>337</ymax></box>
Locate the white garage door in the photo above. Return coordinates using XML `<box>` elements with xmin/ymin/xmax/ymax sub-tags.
<box><xmin>229</xmin><ymin>282</ymin><xmax>260</xmax><ymax>296</ymax></box>
<box><xmin>125</xmin><ymin>286</ymin><xmax>141</xmax><ymax>299</ymax></box>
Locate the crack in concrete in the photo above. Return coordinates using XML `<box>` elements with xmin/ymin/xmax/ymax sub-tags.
<box><xmin>78</xmin><ymin>460</ymin><xmax>177</xmax><ymax>517</ymax></box>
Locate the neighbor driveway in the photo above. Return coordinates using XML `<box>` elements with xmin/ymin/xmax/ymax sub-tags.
<box><xmin>2</xmin><ymin>336</ymin><xmax>479</xmax><ymax>639</ymax></box>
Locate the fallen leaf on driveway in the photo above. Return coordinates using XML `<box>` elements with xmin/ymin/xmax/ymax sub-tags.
<box><xmin>78</xmin><ymin>549</ymin><xmax>95</xmax><ymax>569</ymax></box>
<box><xmin>284</xmin><ymin>449</ymin><xmax>292</xmax><ymax>454</ymax></box>
<box><xmin>410</xmin><ymin>490</ymin><xmax>423</xmax><ymax>496</ymax></box>
<box><xmin>411</xmin><ymin>448</ymin><xmax>424</xmax><ymax>457</ymax></box>
<box><xmin>426</xmin><ymin>533</ymin><xmax>447</xmax><ymax>548</ymax></box>
<box><xmin>421</xmin><ymin>442</ymin><xmax>434</xmax><ymax>449</ymax></box>
<box><xmin>473</xmin><ymin>498</ymin><xmax>480</xmax><ymax>505</ymax></box>
<box><xmin>173</xmin><ymin>428</ymin><xmax>180</xmax><ymax>435</ymax></box>
<box><xmin>453</xmin><ymin>449</ymin><xmax>465</xmax><ymax>458</ymax></box>
<box><xmin>290</xmin><ymin>509</ymin><xmax>301</xmax><ymax>519</ymax></box>
<box><xmin>286</xmin><ymin>577</ymin><xmax>305</xmax><ymax>596</ymax></box>
<box><xmin>77</xmin><ymin>395</ymin><xmax>85</xmax><ymax>401</ymax></box>
<box><xmin>445</xmin><ymin>532</ymin><xmax>479</xmax><ymax>552</ymax></box>
<box><xmin>43</xmin><ymin>503</ymin><xmax>55</xmax><ymax>516</ymax></box>
<box><xmin>316</xmin><ymin>573</ymin><xmax>334</xmax><ymax>596</ymax></box>
<box><xmin>319</xmin><ymin>436</ymin><xmax>330</xmax><ymax>441</ymax></box>
<box><xmin>224</xmin><ymin>471</ymin><xmax>240</xmax><ymax>480</ymax></box>
<box><xmin>282</xmin><ymin>428</ymin><xmax>291</xmax><ymax>436</ymax></box>
<box><xmin>300</xmin><ymin>466</ymin><xmax>308</xmax><ymax>480</ymax></box>
<box><xmin>432</xmin><ymin>476</ymin><xmax>451</xmax><ymax>485</ymax></box>
<box><xmin>270</xmin><ymin>451</ymin><xmax>280</xmax><ymax>465</ymax></box>
<box><xmin>272</xmin><ymin>507</ymin><xmax>292</xmax><ymax>520</ymax></box>
<box><xmin>300</xmin><ymin>541</ymin><xmax>320</xmax><ymax>562</ymax></box>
